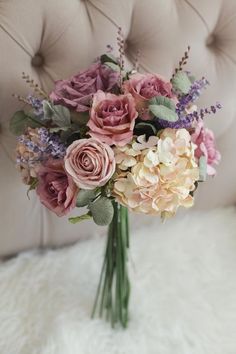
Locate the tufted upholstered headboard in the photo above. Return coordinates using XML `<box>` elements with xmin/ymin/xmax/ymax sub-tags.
<box><xmin>0</xmin><ymin>0</ymin><xmax>236</xmax><ymax>256</ymax></box>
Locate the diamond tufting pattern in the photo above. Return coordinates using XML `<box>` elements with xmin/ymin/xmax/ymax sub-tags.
<box><xmin>0</xmin><ymin>0</ymin><xmax>236</xmax><ymax>256</ymax></box>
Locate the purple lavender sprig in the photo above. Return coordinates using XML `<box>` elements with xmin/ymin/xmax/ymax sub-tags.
<box><xmin>16</xmin><ymin>127</ymin><xmax>66</xmax><ymax>167</ymax></box>
<box><xmin>157</xmin><ymin>112</ymin><xmax>197</xmax><ymax>129</ymax></box>
<box><xmin>38</xmin><ymin>127</ymin><xmax>66</xmax><ymax>158</ymax></box>
<box><xmin>106</xmin><ymin>44</ymin><xmax>114</xmax><ymax>53</ymax></box>
<box><xmin>177</xmin><ymin>77</ymin><xmax>209</xmax><ymax>111</ymax></box>
<box><xmin>157</xmin><ymin>102</ymin><xmax>222</xmax><ymax>129</ymax></box>
<box><xmin>198</xmin><ymin>102</ymin><xmax>222</xmax><ymax>119</ymax></box>
<box><xmin>26</xmin><ymin>95</ymin><xmax>44</xmax><ymax>116</ymax></box>
<box><xmin>157</xmin><ymin>77</ymin><xmax>221</xmax><ymax>129</ymax></box>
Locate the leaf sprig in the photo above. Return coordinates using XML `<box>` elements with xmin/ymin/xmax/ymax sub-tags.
<box><xmin>21</xmin><ymin>72</ymin><xmax>48</xmax><ymax>99</ymax></box>
<box><xmin>69</xmin><ymin>188</ymin><xmax>114</xmax><ymax>226</ymax></box>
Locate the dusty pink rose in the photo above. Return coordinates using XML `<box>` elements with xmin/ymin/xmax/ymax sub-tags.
<box><xmin>123</xmin><ymin>73</ymin><xmax>174</xmax><ymax>120</ymax></box>
<box><xmin>64</xmin><ymin>138</ymin><xmax>116</xmax><ymax>189</ymax></box>
<box><xmin>36</xmin><ymin>159</ymin><xmax>79</xmax><ymax>217</ymax></box>
<box><xmin>191</xmin><ymin>120</ymin><xmax>221</xmax><ymax>176</ymax></box>
<box><xmin>49</xmin><ymin>62</ymin><xmax>119</xmax><ymax>112</ymax></box>
<box><xmin>87</xmin><ymin>91</ymin><xmax>138</xmax><ymax>146</ymax></box>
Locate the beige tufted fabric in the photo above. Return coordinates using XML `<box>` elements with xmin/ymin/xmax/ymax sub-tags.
<box><xmin>0</xmin><ymin>0</ymin><xmax>236</xmax><ymax>256</ymax></box>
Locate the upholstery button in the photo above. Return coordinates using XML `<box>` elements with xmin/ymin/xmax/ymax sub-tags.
<box><xmin>206</xmin><ymin>34</ymin><xmax>216</xmax><ymax>47</ymax></box>
<box><xmin>31</xmin><ymin>54</ymin><xmax>44</xmax><ymax>67</ymax></box>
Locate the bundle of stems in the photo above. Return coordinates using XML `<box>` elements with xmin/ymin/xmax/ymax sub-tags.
<box><xmin>92</xmin><ymin>201</ymin><xmax>130</xmax><ymax>328</ymax></box>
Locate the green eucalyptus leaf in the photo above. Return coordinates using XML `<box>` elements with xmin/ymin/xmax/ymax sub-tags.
<box><xmin>43</xmin><ymin>101</ymin><xmax>71</xmax><ymax>128</ymax></box>
<box><xmin>100</xmin><ymin>54</ymin><xmax>118</xmax><ymax>65</ymax></box>
<box><xmin>149</xmin><ymin>96</ymin><xmax>176</xmax><ymax>111</ymax></box>
<box><xmin>69</xmin><ymin>213</ymin><xmax>92</xmax><ymax>224</ymax></box>
<box><xmin>51</xmin><ymin>105</ymin><xmax>71</xmax><ymax>127</ymax></box>
<box><xmin>149</xmin><ymin>105</ymin><xmax>178</xmax><ymax>122</ymax></box>
<box><xmin>76</xmin><ymin>189</ymin><xmax>99</xmax><ymax>207</ymax></box>
<box><xmin>9</xmin><ymin>110</ymin><xmax>42</xmax><ymax>135</ymax></box>
<box><xmin>172</xmin><ymin>71</ymin><xmax>192</xmax><ymax>95</ymax></box>
<box><xmin>49</xmin><ymin>126</ymin><xmax>70</xmax><ymax>133</ymax></box>
<box><xmin>104</xmin><ymin>62</ymin><xmax>120</xmax><ymax>72</ymax></box>
<box><xmin>89</xmin><ymin>197</ymin><xmax>114</xmax><ymax>226</ymax></box>
<box><xmin>199</xmin><ymin>156</ymin><xmax>207</xmax><ymax>182</ymax></box>
<box><xmin>42</xmin><ymin>100</ymin><xmax>53</xmax><ymax>119</ymax></box>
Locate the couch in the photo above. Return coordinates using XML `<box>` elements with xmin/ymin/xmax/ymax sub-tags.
<box><xmin>0</xmin><ymin>0</ymin><xmax>236</xmax><ymax>256</ymax></box>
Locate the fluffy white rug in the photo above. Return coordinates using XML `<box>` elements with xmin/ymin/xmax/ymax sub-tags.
<box><xmin>0</xmin><ymin>208</ymin><xmax>236</xmax><ymax>354</ymax></box>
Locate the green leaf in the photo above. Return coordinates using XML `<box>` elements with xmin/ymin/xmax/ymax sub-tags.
<box><xmin>49</xmin><ymin>126</ymin><xmax>70</xmax><ymax>133</ymax></box>
<box><xmin>89</xmin><ymin>197</ymin><xmax>114</xmax><ymax>226</ymax></box>
<box><xmin>149</xmin><ymin>96</ymin><xmax>176</xmax><ymax>111</ymax></box>
<box><xmin>69</xmin><ymin>213</ymin><xmax>92</xmax><ymax>224</ymax></box>
<box><xmin>190</xmin><ymin>181</ymin><xmax>199</xmax><ymax>197</ymax></box>
<box><xmin>199</xmin><ymin>156</ymin><xmax>207</xmax><ymax>182</ymax></box>
<box><xmin>104</xmin><ymin>62</ymin><xmax>120</xmax><ymax>72</ymax></box>
<box><xmin>172</xmin><ymin>71</ymin><xmax>192</xmax><ymax>95</ymax></box>
<box><xmin>134</xmin><ymin>122</ymin><xmax>157</xmax><ymax>136</ymax></box>
<box><xmin>27</xmin><ymin>178</ymin><xmax>38</xmax><ymax>199</ymax></box>
<box><xmin>43</xmin><ymin>101</ymin><xmax>71</xmax><ymax>128</ymax></box>
<box><xmin>9</xmin><ymin>110</ymin><xmax>42</xmax><ymax>135</ymax></box>
<box><xmin>76</xmin><ymin>189</ymin><xmax>99</xmax><ymax>207</ymax></box>
<box><xmin>42</xmin><ymin>100</ymin><xmax>53</xmax><ymax>119</ymax></box>
<box><xmin>71</xmin><ymin>111</ymin><xmax>89</xmax><ymax>126</ymax></box>
<box><xmin>100</xmin><ymin>54</ymin><xmax>118</xmax><ymax>65</ymax></box>
<box><xmin>149</xmin><ymin>105</ymin><xmax>178</xmax><ymax>122</ymax></box>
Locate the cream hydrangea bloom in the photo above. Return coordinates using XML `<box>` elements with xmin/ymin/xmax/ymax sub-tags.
<box><xmin>113</xmin><ymin>130</ymin><xmax>199</xmax><ymax>218</ymax></box>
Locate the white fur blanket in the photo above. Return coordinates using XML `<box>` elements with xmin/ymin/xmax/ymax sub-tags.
<box><xmin>0</xmin><ymin>207</ymin><xmax>236</xmax><ymax>354</ymax></box>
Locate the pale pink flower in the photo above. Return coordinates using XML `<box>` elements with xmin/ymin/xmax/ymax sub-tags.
<box><xmin>191</xmin><ymin>120</ymin><xmax>221</xmax><ymax>176</ymax></box>
<box><xmin>87</xmin><ymin>90</ymin><xmax>138</xmax><ymax>146</ymax></box>
<box><xmin>113</xmin><ymin>129</ymin><xmax>199</xmax><ymax>217</ymax></box>
<box><xmin>123</xmin><ymin>73</ymin><xmax>174</xmax><ymax>120</ymax></box>
<box><xmin>64</xmin><ymin>138</ymin><xmax>116</xmax><ymax>189</ymax></box>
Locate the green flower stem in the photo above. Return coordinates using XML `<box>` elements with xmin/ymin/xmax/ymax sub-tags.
<box><xmin>91</xmin><ymin>201</ymin><xmax>130</xmax><ymax>328</ymax></box>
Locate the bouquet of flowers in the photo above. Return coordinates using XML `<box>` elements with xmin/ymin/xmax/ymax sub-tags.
<box><xmin>10</xmin><ymin>31</ymin><xmax>221</xmax><ymax>328</ymax></box>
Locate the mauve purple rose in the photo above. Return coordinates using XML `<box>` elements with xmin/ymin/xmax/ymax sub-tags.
<box><xmin>36</xmin><ymin>159</ymin><xmax>79</xmax><ymax>217</ymax></box>
<box><xmin>123</xmin><ymin>73</ymin><xmax>175</xmax><ymax>120</ymax></box>
<box><xmin>49</xmin><ymin>62</ymin><xmax>119</xmax><ymax>112</ymax></box>
<box><xmin>88</xmin><ymin>90</ymin><xmax>138</xmax><ymax>146</ymax></box>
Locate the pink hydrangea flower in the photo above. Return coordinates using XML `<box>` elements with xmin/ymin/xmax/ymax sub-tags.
<box><xmin>87</xmin><ymin>90</ymin><xmax>138</xmax><ymax>146</ymax></box>
<box><xmin>36</xmin><ymin>159</ymin><xmax>79</xmax><ymax>217</ymax></box>
<box><xmin>191</xmin><ymin>120</ymin><xmax>221</xmax><ymax>176</ymax></box>
<box><xmin>49</xmin><ymin>62</ymin><xmax>119</xmax><ymax>112</ymax></box>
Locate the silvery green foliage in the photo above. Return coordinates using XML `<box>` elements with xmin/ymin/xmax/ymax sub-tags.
<box><xmin>199</xmin><ymin>156</ymin><xmax>207</xmax><ymax>182</ymax></box>
<box><xmin>9</xmin><ymin>110</ymin><xmax>42</xmax><ymax>135</ymax></box>
<box><xmin>76</xmin><ymin>189</ymin><xmax>99</xmax><ymax>208</ymax></box>
<box><xmin>89</xmin><ymin>197</ymin><xmax>114</xmax><ymax>226</ymax></box>
<box><xmin>172</xmin><ymin>71</ymin><xmax>192</xmax><ymax>95</ymax></box>
<box><xmin>149</xmin><ymin>96</ymin><xmax>178</xmax><ymax>122</ymax></box>
<box><xmin>43</xmin><ymin>101</ymin><xmax>71</xmax><ymax>128</ymax></box>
